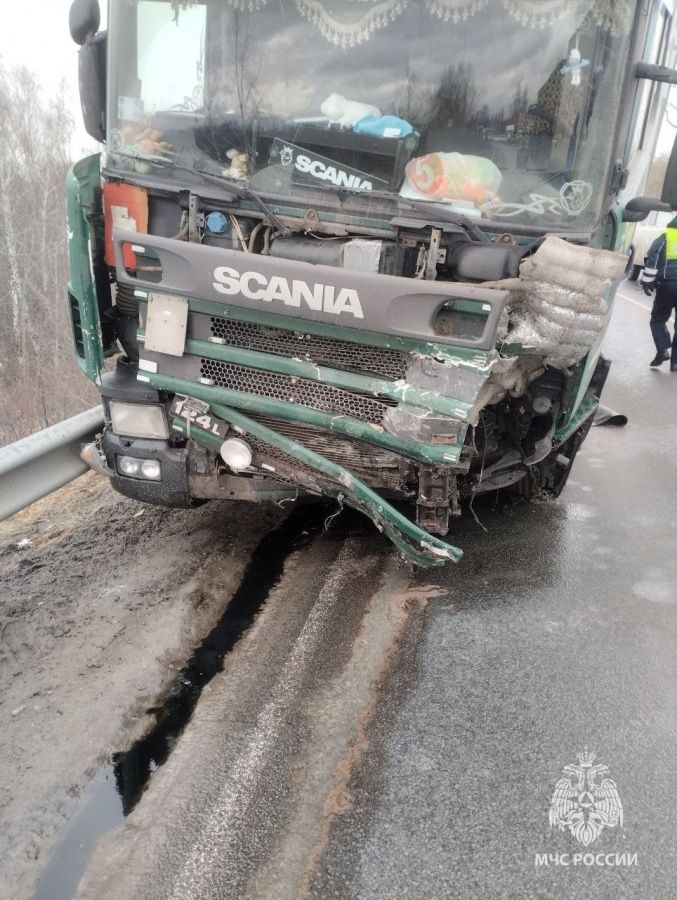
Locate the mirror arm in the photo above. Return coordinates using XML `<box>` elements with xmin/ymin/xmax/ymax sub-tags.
<box><xmin>635</xmin><ymin>62</ymin><xmax>677</xmax><ymax>84</ymax></box>
<box><xmin>621</xmin><ymin>196</ymin><xmax>673</xmax><ymax>224</ymax></box>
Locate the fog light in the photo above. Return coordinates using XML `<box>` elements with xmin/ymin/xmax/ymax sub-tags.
<box><xmin>140</xmin><ymin>459</ymin><xmax>162</xmax><ymax>480</ymax></box>
<box><xmin>220</xmin><ymin>438</ymin><xmax>252</xmax><ymax>472</ymax></box>
<box><xmin>117</xmin><ymin>455</ymin><xmax>162</xmax><ymax>480</ymax></box>
<box><xmin>118</xmin><ymin>455</ymin><xmax>141</xmax><ymax>477</ymax></box>
<box><xmin>109</xmin><ymin>401</ymin><xmax>169</xmax><ymax>440</ymax></box>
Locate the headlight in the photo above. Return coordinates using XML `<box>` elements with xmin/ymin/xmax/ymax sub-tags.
<box><xmin>117</xmin><ymin>456</ymin><xmax>162</xmax><ymax>481</ymax></box>
<box><xmin>219</xmin><ymin>437</ymin><xmax>253</xmax><ymax>472</ymax></box>
<box><xmin>109</xmin><ymin>401</ymin><xmax>169</xmax><ymax>440</ymax></box>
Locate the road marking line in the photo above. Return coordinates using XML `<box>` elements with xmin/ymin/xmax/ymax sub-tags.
<box><xmin>616</xmin><ymin>290</ymin><xmax>651</xmax><ymax>312</ymax></box>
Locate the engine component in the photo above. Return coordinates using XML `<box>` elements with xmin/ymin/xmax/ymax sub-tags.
<box><xmin>115</xmin><ymin>282</ymin><xmax>138</xmax><ymax>316</ymax></box>
<box><xmin>528</xmin><ymin>367</ymin><xmax>566</xmax><ymax>418</ymax></box>
<box><xmin>425</xmin><ymin>227</ymin><xmax>443</xmax><ymax>280</ymax></box>
<box><xmin>532</xmin><ymin>395</ymin><xmax>553</xmax><ymax>415</ymax></box>
<box><xmin>416</xmin><ymin>469</ymin><xmax>453</xmax><ymax>535</ymax></box>
<box><xmin>270</xmin><ymin>236</ymin><xmax>394</xmax><ymax>272</ymax></box>
<box><xmin>205</xmin><ymin>211</ymin><xmax>229</xmax><ymax>234</ymax></box>
<box><xmin>112</xmin><ymin>282</ymin><xmax>140</xmax><ymax>360</ymax></box>
<box><xmin>270</xmin><ymin>236</ymin><xmax>344</xmax><ymax>266</ymax></box>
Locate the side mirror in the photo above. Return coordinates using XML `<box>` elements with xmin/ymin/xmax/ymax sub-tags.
<box><xmin>69</xmin><ymin>0</ymin><xmax>100</xmax><ymax>45</ymax></box>
<box><xmin>622</xmin><ymin>196</ymin><xmax>672</xmax><ymax>223</ymax></box>
<box><xmin>78</xmin><ymin>32</ymin><xmax>107</xmax><ymax>143</ymax></box>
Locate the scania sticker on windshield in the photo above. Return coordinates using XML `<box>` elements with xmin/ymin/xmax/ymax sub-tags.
<box><xmin>270</xmin><ymin>139</ymin><xmax>387</xmax><ymax>192</ymax></box>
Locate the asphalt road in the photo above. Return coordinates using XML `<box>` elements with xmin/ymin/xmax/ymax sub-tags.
<box><xmin>74</xmin><ymin>283</ymin><xmax>676</xmax><ymax>900</ymax></box>
<box><xmin>311</xmin><ymin>282</ymin><xmax>677</xmax><ymax>899</ymax></box>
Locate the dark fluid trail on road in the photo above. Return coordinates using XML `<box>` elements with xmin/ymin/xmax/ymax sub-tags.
<box><xmin>113</xmin><ymin>500</ymin><xmax>332</xmax><ymax>815</ymax></box>
<box><xmin>32</xmin><ymin>500</ymin><xmax>336</xmax><ymax>900</ymax></box>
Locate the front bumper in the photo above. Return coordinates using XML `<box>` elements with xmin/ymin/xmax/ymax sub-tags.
<box><xmin>101</xmin><ymin>429</ymin><xmax>193</xmax><ymax>508</ymax></box>
<box><xmin>103</xmin><ymin>231</ymin><xmax>511</xmax><ymax>566</ymax></box>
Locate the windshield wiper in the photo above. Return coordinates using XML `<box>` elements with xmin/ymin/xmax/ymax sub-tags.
<box><xmin>109</xmin><ymin>149</ymin><xmax>291</xmax><ymax>235</ymax></box>
<box><xmin>300</xmin><ymin>181</ymin><xmax>489</xmax><ymax>242</ymax></box>
<box><xmin>396</xmin><ymin>198</ymin><xmax>490</xmax><ymax>243</ymax></box>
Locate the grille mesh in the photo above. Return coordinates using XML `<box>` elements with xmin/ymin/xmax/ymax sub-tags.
<box><xmin>199</xmin><ymin>358</ymin><xmax>394</xmax><ymax>423</ymax></box>
<box><xmin>248</xmin><ymin>436</ymin><xmax>343</xmax><ymax>490</ymax></box>
<box><xmin>247</xmin><ymin>433</ymin><xmax>406</xmax><ymax>490</ymax></box>
<box><xmin>250</xmin><ymin>414</ymin><xmax>405</xmax><ymax>485</ymax></box>
<box><xmin>208</xmin><ymin>316</ymin><xmax>408</xmax><ymax>381</ymax></box>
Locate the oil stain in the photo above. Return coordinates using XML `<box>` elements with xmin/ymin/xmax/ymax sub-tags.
<box><xmin>32</xmin><ymin>501</ymin><xmax>335</xmax><ymax>900</ymax></box>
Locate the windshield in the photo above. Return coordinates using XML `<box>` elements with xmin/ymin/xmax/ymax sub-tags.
<box><xmin>107</xmin><ymin>0</ymin><xmax>638</xmax><ymax>229</ymax></box>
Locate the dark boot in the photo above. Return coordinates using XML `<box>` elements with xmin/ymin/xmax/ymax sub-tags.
<box><xmin>650</xmin><ymin>350</ymin><xmax>670</xmax><ymax>366</ymax></box>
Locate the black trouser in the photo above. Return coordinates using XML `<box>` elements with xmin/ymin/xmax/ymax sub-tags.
<box><xmin>650</xmin><ymin>283</ymin><xmax>677</xmax><ymax>363</ymax></box>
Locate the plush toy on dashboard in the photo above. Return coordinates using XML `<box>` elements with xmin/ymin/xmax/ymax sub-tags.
<box><xmin>402</xmin><ymin>152</ymin><xmax>502</xmax><ymax>207</ymax></box>
<box><xmin>222</xmin><ymin>148</ymin><xmax>249</xmax><ymax>180</ymax></box>
<box><xmin>321</xmin><ymin>93</ymin><xmax>381</xmax><ymax>128</ymax></box>
<box><xmin>120</xmin><ymin>123</ymin><xmax>174</xmax><ymax>159</ymax></box>
<box><xmin>118</xmin><ymin>123</ymin><xmax>175</xmax><ymax>173</ymax></box>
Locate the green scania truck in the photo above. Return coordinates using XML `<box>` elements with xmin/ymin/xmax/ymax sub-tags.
<box><xmin>68</xmin><ymin>0</ymin><xmax>677</xmax><ymax>566</ymax></box>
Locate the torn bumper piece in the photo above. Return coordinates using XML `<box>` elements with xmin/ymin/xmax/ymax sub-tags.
<box><xmin>170</xmin><ymin>400</ymin><xmax>463</xmax><ymax>568</ymax></box>
<box><xmin>145</xmin><ymin>371</ymin><xmax>467</xmax><ymax>467</ymax></box>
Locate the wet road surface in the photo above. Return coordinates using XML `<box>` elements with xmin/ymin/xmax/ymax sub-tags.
<box><xmin>310</xmin><ymin>283</ymin><xmax>677</xmax><ymax>899</ymax></box>
<box><xmin>67</xmin><ymin>285</ymin><xmax>676</xmax><ymax>899</ymax></box>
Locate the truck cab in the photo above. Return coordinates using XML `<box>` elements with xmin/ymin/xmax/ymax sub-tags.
<box><xmin>67</xmin><ymin>0</ymin><xmax>677</xmax><ymax>566</ymax></box>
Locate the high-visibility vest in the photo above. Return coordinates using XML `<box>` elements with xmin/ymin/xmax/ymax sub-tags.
<box><xmin>663</xmin><ymin>227</ymin><xmax>677</xmax><ymax>260</ymax></box>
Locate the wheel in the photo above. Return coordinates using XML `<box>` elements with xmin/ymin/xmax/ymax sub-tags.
<box><xmin>628</xmin><ymin>264</ymin><xmax>642</xmax><ymax>282</ymax></box>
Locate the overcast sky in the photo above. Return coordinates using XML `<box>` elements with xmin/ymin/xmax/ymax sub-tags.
<box><xmin>0</xmin><ymin>0</ymin><xmax>106</xmax><ymax>155</ymax></box>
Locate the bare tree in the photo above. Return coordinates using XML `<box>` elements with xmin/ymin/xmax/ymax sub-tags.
<box><xmin>0</xmin><ymin>60</ymin><xmax>98</xmax><ymax>444</ymax></box>
<box><xmin>428</xmin><ymin>63</ymin><xmax>479</xmax><ymax>129</ymax></box>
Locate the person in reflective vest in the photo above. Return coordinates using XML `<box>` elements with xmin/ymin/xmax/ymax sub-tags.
<box><xmin>641</xmin><ymin>218</ymin><xmax>677</xmax><ymax>370</ymax></box>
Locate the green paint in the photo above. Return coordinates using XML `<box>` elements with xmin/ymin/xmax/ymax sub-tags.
<box><xmin>183</xmin><ymin>297</ymin><xmax>492</xmax><ymax>370</ymax></box>
<box><xmin>146</xmin><ymin>371</ymin><xmax>466</xmax><ymax>465</ymax></box>
<box><xmin>161</xmin><ymin>335</ymin><xmax>474</xmax><ymax>421</ymax></box>
<box><xmin>171</xmin><ymin>406</ymin><xmax>463</xmax><ymax>568</ymax></box>
<box><xmin>66</xmin><ymin>154</ymin><xmax>109</xmax><ymax>382</ymax></box>
<box><xmin>554</xmin><ymin>391</ymin><xmax>597</xmax><ymax>443</ymax></box>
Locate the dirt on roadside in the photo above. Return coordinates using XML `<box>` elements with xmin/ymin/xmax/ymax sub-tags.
<box><xmin>0</xmin><ymin>472</ymin><xmax>285</xmax><ymax>899</ymax></box>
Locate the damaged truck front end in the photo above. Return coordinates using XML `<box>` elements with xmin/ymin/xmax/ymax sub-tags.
<box><xmin>67</xmin><ymin>0</ymin><xmax>672</xmax><ymax>565</ymax></box>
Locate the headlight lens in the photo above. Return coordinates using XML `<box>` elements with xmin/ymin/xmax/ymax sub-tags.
<box><xmin>118</xmin><ymin>456</ymin><xmax>140</xmax><ymax>477</ymax></box>
<box><xmin>140</xmin><ymin>459</ymin><xmax>162</xmax><ymax>480</ymax></box>
<box><xmin>117</xmin><ymin>456</ymin><xmax>162</xmax><ymax>481</ymax></box>
<box><xmin>219</xmin><ymin>437</ymin><xmax>253</xmax><ymax>472</ymax></box>
<box><xmin>109</xmin><ymin>401</ymin><xmax>169</xmax><ymax>440</ymax></box>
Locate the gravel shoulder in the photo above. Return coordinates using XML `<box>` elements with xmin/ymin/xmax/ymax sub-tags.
<box><xmin>0</xmin><ymin>473</ymin><xmax>284</xmax><ymax>899</ymax></box>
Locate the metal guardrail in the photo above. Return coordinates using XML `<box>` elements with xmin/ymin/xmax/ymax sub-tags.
<box><xmin>0</xmin><ymin>407</ymin><xmax>105</xmax><ymax>522</ymax></box>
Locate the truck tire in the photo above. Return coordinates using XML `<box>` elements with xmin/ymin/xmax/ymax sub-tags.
<box><xmin>628</xmin><ymin>264</ymin><xmax>642</xmax><ymax>282</ymax></box>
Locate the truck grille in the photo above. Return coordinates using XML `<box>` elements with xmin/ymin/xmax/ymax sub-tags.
<box><xmin>247</xmin><ymin>418</ymin><xmax>409</xmax><ymax>490</ymax></box>
<box><xmin>199</xmin><ymin>358</ymin><xmax>395</xmax><ymax>423</ymax></box>
<box><xmin>208</xmin><ymin>316</ymin><xmax>408</xmax><ymax>381</ymax></box>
